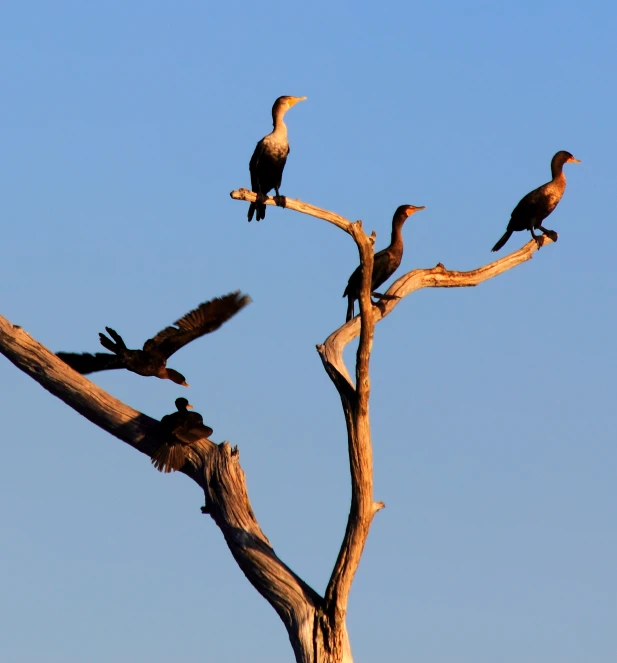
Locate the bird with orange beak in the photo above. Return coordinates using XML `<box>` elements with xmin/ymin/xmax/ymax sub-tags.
<box><xmin>491</xmin><ymin>150</ymin><xmax>581</xmax><ymax>252</ymax></box>
<box><xmin>343</xmin><ymin>204</ymin><xmax>425</xmax><ymax>322</ymax></box>
<box><xmin>248</xmin><ymin>95</ymin><xmax>307</xmax><ymax>221</ymax></box>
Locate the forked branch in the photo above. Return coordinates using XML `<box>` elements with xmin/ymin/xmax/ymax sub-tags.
<box><xmin>229</xmin><ymin>192</ymin><xmax>552</xmax><ymax>653</ymax></box>
<box><xmin>321</xmin><ymin>234</ymin><xmax>554</xmax><ymax>384</ymax></box>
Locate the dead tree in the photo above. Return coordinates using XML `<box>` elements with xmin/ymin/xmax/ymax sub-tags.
<box><xmin>0</xmin><ymin>191</ymin><xmax>553</xmax><ymax>663</ymax></box>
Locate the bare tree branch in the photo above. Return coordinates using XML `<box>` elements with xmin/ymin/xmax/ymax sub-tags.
<box><xmin>321</xmin><ymin>235</ymin><xmax>554</xmax><ymax>383</ymax></box>
<box><xmin>0</xmin><ymin>314</ymin><xmax>324</xmax><ymax>663</ymax></box>
<box><xmin>230</xmin><ymin>188</ymin><xmax>353</xmax><ymax>233</ymax></box>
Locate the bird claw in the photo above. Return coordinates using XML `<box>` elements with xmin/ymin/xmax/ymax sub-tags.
<box><xmin>545</xmin><ymin>230</ymin><xmax>558</xmax><ymax>242</ymax></box>
<box><xmin>274</xmin><ymin>194</ymin><xmax>287</xmax><ymax>209</ymax></box>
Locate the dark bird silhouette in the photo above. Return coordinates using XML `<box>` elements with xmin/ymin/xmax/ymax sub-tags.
<box><xmin>151</xmin><ymin>397</ymin><xmax>213</xmax><ymax>473</ymax></box>
<box><xmin>491</xmin><ymin>150</ymin><xmax>581</xmax><ymax>252</ymax></box>
<box><xmin>248</xmin><ymin>95</ymin><xmax>307</xmax><ymax>222</ymax></box>
<box><xmin>57</xmin><ymin>292</ymin><xmax>250</xmax><ymax>386</ymax></box>
<box><xmin>343</xmin><ymin>205</ymin><xmax>425</xmax><ymax>322</ymax></box>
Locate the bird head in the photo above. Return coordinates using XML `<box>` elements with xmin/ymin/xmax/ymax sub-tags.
<box><xmin>393</xmin><ymin>204</ymin><xmax>426</xmax><ymax>225</ymax></box>
<box><xmin>553</xmin><ymin>150</ymin><xmax>581</xmax><ymax>168</ymax></box>
<box><xmin>175</xmin><ymin>397</ymin><xmax>193</xmax><ymax>411</ymax></box>
<box><xmin>273</xmin><ymin>95</ymin><xmax>307</xmax><ymax>118</ymax></box>
<box><xmin>166</xmin><ymin>368</ymin><xmax>189</xmax><ymax>387</ymax></box>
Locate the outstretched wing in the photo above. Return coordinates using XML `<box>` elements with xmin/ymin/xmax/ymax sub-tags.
<box><xmin>144</xmin><ymin>291</ymin><xmax>251</xmax><ymax>358</ymax></box>
<box><xmin>56</xmin><ymin>352</ymin><xmax>124</xmax><ymax>374</ymax></box>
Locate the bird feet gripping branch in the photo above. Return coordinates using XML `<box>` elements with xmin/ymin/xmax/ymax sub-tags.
<box><xmin>541</xmin><ymin>228</ymin><xmax>559</xmax><ymax>243</ymax></box>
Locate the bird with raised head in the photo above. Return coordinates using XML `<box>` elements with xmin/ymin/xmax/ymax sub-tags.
<box><xmin>343</xmin><ymin>205</ymin><xmax>425</xmax><ymax>322</ymax></box>
<box><xmin>57</xmin><ymin>292</ymin><xmax>250</xmax><ymax>386</ymax></box>
<box><xmin>248</xmin><ymin>95</ymin><xmax>307</xmax><ymax>222</ymax></box>
<box><xmin>151</xmin><ymin>397</ymin><xmax>213</xmax><ymax>473</ymax></box>
<box><xmin>491</xmin><ymin>150</ymin><xmax>581</xmax><ymax>252</ymax></box>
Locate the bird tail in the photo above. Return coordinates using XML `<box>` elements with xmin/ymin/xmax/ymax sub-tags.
<box><xmin>248</xmin><ymin>202</ymin><xmax>266</xmax><ymax>222</ymax></box>
<box><xmin>491</xmin><ymin>230</ymin><xmax>513</xmax><ymax>252</ymax></box>
<box><xmin>99</xmin><ymin>327</ymin><xmax>126</xmax><ymax>354</ymax></box>
<box><xmin>151</xmin><ymin>442</ymin><xmax>187</xmax><ymax>473</ymax></box>
<box><xmin>345</xmin><ymin>295</ymin><xmax>355</xmax><ymax>322</ymax></box>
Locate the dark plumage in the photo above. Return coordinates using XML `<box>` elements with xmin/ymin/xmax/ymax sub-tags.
<box><xmin>491</xmin><ymin>150</ymin><xmax>581</xmax><ymax>252</ymax></box>
<box><xmin>57</xmin><ymin>292</ymin><xmax>250</xmax><ymax>386</ymax></box>
<box><xmin>343</xmin><ymin>205</ymin><xmax>425</xmax><ymax>322</ymax></box>
<box><xmin>248</xmin><ymin>95</ymin><xmax>307</xmax><ymax>222</ymax></box>
<box><xmin>151</xmin><ymin>397</ymin><xmax>213</xmax><ymax>473</ymax></box>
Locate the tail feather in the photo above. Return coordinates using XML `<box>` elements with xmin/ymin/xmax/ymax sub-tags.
<box><xmin>491</xmin><ymin>229</ymin><xmax>513</xmax><ymax>252</ymax></box>
<box><xmin>345</xmin><ymin>295</ymin><xmax>355</xmax><ymax>322</ymax></box>
<box><xmin>248</xmin><ymin>202</ymin><xmax>266</xmax><ymax>222</ymax></box>
<box><xmin>151</xmin><ymin>442</ymin><xmax>188</xmax><ymax>473</ymax></box>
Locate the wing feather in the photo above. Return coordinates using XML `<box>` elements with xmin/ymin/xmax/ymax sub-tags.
<box><xmin>144</xmin><ymin>291</ymin><xmax>250</xmax><ymax>358</ymax></box>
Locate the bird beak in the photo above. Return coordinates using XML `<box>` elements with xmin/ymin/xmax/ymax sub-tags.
<box><xmin>182</xmin><ymin>381</ymin><xmax>190</xmax><ymax>387</ymax></box>
<box><xmin>289</xmin><ymin>96</ymin><xmax>307</xmax><ymax>107</ymax></box>
<box><xmin>567</xmin><ymin>156</ymin><xmax>581</xmax><ymax>163</ymax></box>
<box><xmin>408</xmin><ymin>205</ymin><xmax>426</xmax><ymax>215</ymax></box>
<box><xmin>186</xmin><ymin>403</ymin><xmax>194</xmax><ymax>409</ymax></box>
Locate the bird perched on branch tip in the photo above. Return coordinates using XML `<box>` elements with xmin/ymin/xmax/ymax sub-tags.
<box><xmin>248</xmin><ymin>95</ymin><xmax>307</xmax><ymax>222</ymax></box>
<box><xmin>491</xmin><ymin>150</ymin><xmax>580</xmax><ymax>252</ymax></box>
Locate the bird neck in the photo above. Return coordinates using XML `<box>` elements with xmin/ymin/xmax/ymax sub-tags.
<box><xmin>272</xmin><ymin>110</ymin><xmax>288</xmax><ymax>138</ymax></box>
<box><xmin>389</xmin><ymin>218</ymin><xmax>406</xmax><ymax>251</ymax></box>
<box><xmin>551</xmin><ymin>159</ymin><xmax>566</xmax><ymax>181</ymax></box>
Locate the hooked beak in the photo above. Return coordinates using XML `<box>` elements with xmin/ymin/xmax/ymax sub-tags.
<box><xmin>567</xmin><ymin>156</ymin><xmax>581</xmax><ymax>163</ymax></box>
<box><xmin>289</xmin><ymin>96</ymin><xmax>307</xmax><ymax>107</ymax></box>
<box><xmin>408</xmin><ymin>205</ymin><xmax>426</xmax><ymax>215</ymax></box>
<box><xmin>186</xmin><ymin>403</ymin><xmax>194</xmax><ymax>409</ymax></box>
<box><xmin>182</xmin><ymin>381</ymin><xmax>189</xmax><ymax>388</ymax></box>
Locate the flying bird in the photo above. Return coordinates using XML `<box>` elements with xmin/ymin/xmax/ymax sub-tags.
<box><xmin>491</xmin><ymin>150</ymin><xmax>580</xmax><ymax>252</ymax></box>
<box><xmin>151</xmin><ymin>397</ymin><xmax>213</xmax><ymax>473</ymax></box>
<box><xmin>57</xmin><ymin>292</ymin><xmax>250</xmax><ymax>386</ymax></box>
<box><xmin>248</xmin><ymin>95</ymin><xmax>307</xmax><ymax>222</ymax></box>
<box><xmin>343</xmin><ymin>205</ymin><xmax>425</xmax><ymax>322</ymax></box>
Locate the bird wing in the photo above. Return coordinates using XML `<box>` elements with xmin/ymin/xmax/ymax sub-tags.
<box><xmin>174</xmin><ymin>424</ymin><xmax>214</xmax><ymax>444</ymax></box>
<box><xmin>510</xmin><ymin>181</ymin><xmax>553</xmax><ymax>224</ymax></box>
<box><xmin>143</xmin><ymin>291</ymin><xmax>251</xmax><ymax>358</ymax></box>
<box><xmin>249</xmin><ymin>140</ymin><xmax>267</xmax><ymax>190</ymax></box>
<box><xmin>56</xmin><ymin>352</ymin><xmax>124</xmax><ymax>374</ymax></box>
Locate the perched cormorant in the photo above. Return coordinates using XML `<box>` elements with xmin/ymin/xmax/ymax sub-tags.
<box><xmin>343</xmin><ymin>205</ymin><xmax>425</xmax><ymax>322</ymax></box>
<box><xmin>491</xmin><ymin>150</ymin><xmax>581</xmax><ymax>252</ymax></box>
<box><xmin>248</xmin><ymin>95</ymin><xmax>307</xmax><ymax>222</ymax></box>
<box><xmin>57</xmin><ymin>292</ymin><xmax>250</xmax><ymax>386</ymax></box>
<box><xmin>151</xmin><ymin>397</ymin><xmax>213</xmax><ymax>473</ymax></box>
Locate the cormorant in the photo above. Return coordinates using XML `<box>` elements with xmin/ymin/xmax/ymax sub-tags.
<box><xmin>343</xmin><ymin>205</ymin><xmax>425</xmax><ymax>322</ymax></box>
<box><xmin>248</xmin><ymin>95</ymin><xmax>307</xmax><ymax>222</ymax></box>
<box><xmin>151</xmin><ymin>397</ymin><xmax>213</xmax><ymax>473</ymax></box>
<box><xmin>491</xmin><ymin>150</ymin><xmax>581</xmax><ymax>252</ymax></box>
<box><xmin>57</xmin><ymin>292</ymin><xmax>250</xmax><ymax>386</ymax></box>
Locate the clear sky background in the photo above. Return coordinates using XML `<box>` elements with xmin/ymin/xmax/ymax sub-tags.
<box><xmin>1</xmin><ymin>2</ymin><xmax>615</xmax><ymax>662</ymax></box>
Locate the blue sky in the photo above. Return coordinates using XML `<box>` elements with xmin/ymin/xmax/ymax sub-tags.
<box><xmin>1</xmin><ymin>2</ymin><xmax>615</xmax><ymax>661</ymax></box>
